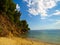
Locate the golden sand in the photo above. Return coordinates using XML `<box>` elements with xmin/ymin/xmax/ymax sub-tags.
<box><xmin>0</xmin><ymin>37</ymin><xmax>59</xmax><ymax>45</ymax></box>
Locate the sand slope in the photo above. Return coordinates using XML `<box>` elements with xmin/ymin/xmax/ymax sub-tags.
<box><xmin>0</xmin><ymin>37</ymin><xmax>59</xmax><ymax>45</ymax></box>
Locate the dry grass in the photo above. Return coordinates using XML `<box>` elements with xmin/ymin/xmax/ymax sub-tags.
<box><xmin>0</xmin><ymin>37</ymin><xmax>59</xmax><ymax>45</ymax></box>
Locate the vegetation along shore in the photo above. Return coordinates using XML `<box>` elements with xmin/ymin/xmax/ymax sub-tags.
<box><xmin>0</xmin><ymin>0</ymin><xmax>60</xmax><ymax>45</ymax></box>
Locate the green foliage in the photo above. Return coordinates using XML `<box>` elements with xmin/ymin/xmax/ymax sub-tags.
<box><xmin>0</xmin><ymin>0</ymin><xmax>30</xmax><ymax>35</ymax></box>
<box><xmin>14</xmin><ymin>11</ymin><xmax>21</xmax><ymax>23</ymax></box>
<box><xmin>0</xmin><ymin>0</ymin><xmax>15</xmax><ymax>23</ymax></box>
<box><xmin>20</xmin><ymin>20</ymin><xmax>30</xmax><ymax>33</ymax></box>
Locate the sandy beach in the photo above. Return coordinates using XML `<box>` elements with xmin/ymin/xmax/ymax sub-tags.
<box><xmin>0</xmin><ymin>37</ymin><xmax>60</xmax><ymax>45</ymax></box>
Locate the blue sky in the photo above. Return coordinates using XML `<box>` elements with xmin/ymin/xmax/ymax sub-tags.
<box><xmin>13</xmin><ymin>0</ymin><xmax>60</xmax><ymax>30</ymax></box>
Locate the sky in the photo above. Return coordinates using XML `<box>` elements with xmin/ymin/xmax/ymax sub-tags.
<box><xmin>13</xmin><ymin>0</ymin><xmax>60</xmax><ymax>30</ymax></box>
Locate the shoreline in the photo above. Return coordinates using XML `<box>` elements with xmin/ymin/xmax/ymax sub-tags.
<box><xmin>0</xmin><ymin>37</ymin><xmax>60</xmax><ymax>45</ymax></box>
<box><xmin>26</xmin><ymin>37</ymin><xmax>60</xmax><ymax>45</ymax></box>
<box><xmin>26</xmin><ymin>37</ymin><xmax>60</xmax><ymax>44</ymax></box>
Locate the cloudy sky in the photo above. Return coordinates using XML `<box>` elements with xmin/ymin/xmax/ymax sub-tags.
<box><xmin>14</xmin><ymin>0</ymin><xmax>60</xmax><ymax>30</ymax></box>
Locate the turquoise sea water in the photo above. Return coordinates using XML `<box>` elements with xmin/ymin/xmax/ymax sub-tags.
<box><xmin>27</xmin><ymin>30</ymin><xmax>60</xmax><ymax>44</ymax></box>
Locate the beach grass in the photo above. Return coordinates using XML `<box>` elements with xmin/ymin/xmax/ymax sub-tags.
<box><xmin>0</xmin><ymin>37</ymin><xmax>59</xmax><ymax>45</ymax></box>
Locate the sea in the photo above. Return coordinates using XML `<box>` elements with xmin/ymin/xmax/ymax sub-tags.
<box><xmin>24</xmin><ymin>30</ymin><xmax>60</xmax><ymax>44</ymax></box>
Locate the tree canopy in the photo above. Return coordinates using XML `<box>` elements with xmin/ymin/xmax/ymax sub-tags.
<box><xmin>0</xmin><ymin>0</ymin><xmax>30</xmax><ymax>35</ymax></box>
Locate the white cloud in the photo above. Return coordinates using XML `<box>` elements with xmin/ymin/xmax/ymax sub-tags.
<box><xmin>50</xmin><ymin>20</ymin><xmax>60</xmax><ymax>29</ymax></box>
<box><xmin>53</xmin><ymin>10</ymin><xmax>60</xmax><ymax>15</ymax></box>
<box><xmin>23</xmin><ymin>0</ymin><xmax>57</xmax><ymax>19</ymax></box>
<box><xmin>52</xmin><ymin>20</ymin><xmax>60</xmax><ymax>29</ymax></box>
<box><xmin>28</xmin><ymin>8</ymin><xmax>38</xmax><ymax>16</ymax></box>
<box><xmin>39</xmin><ymin>20</ymin><xmax>60</xmax><ymax>29</ymax></box>
<box><xmin>55</xmin><ymin>0</ymin><xmax>60</xmax><ymax>2</ymax></box>
<box><xmin>16</xmin><ymin>4</ymin><xmax>20</xmax><ymax>11</ymax></box>
<box><xmin>54</xmin><ymin>20</ymin><xmax>60</xmax><ymax>25</ymax></box>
